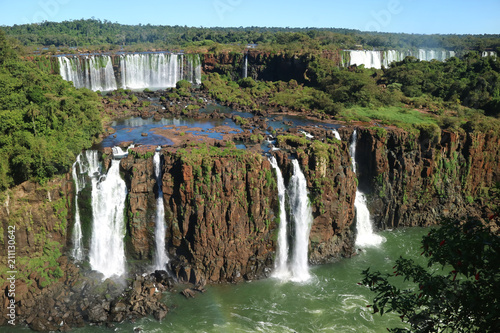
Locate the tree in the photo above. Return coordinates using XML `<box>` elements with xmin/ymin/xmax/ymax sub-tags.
<box><xmin>361</xmin><ymin>210</ymin><xmax>500</xmax><ymax>332</ymax></box>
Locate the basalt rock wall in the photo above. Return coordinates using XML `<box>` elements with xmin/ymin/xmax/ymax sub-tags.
<box><xmin>202</xmin><ymin>50</ymin><xmax>343</xmax><ymax>83</ymax></box>
<box><xmin>120</xmin><ymin>148</ymin><xmax>281</xmax><ymax>284</ymax></box>
<box><xmin>120</xmin><ymin>140</ymin><xmax>359</xmax><ymax>283</ymax></box>
<box><xmin>355</xmin><ymin>126</ymin><xmax>500</xmax><ymax>229</ymax></box>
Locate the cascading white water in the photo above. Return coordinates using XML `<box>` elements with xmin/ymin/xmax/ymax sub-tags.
<box><xmin>269</xmin><ymin>156</ymin><xmax>290</xmax><ymax>280</ymax></box>
<box><xmin>332</xmin><ymin>129</ymin><xmax>341</xmax><ymax>141</ymax></box>
<box><xmin>88</xmin><ymin>55</ymin><xmax>117</xmax><ymax>91</ymax></box>
<box><xmin>58</xmin><ymin>55</ymin><xmax>117</xmax><ymax>91</ymax></box>
<box><xmin>348</xmin><ymin>50</ymin><xmax>383</xmax><ymax>69</ymax></box>
<box><xmin>71</xmin><ymin>153</ymin><xmax>85</xmax><ymax>261</ymax></box>
<box><xmin>242</xmin><ymin>54</ymin><xmax>248</xmax><ymax>78</ymax></box>
<box><xmin>88</xmin><ymin>150</ymin><xmax>127</xmax><ymax>279</ymax></box>
<box><xmin>349</xmin><ymin>130</ymin><xmax>385</xmax><ymax>248</ymax></box>
<box><xmin>344</xmin><ymin>49</ymin><xmax>457</xmax><ymax>69</ymax></box>
<box><xmin>288</xmin><ymin>159</ymin><xmax>313</xmax><ymax>282</ymax></box>
<box><xmin>120</xmin><ymin>53</ymin><xmax>202</xmax><ymax>89</ymax></box>
<box><xmin>59</xmin><ymin>56</ymin><xmax>84</xmax><ymax>89</ymax></box>
<box><xmin>59</xmin><ymin>53</ymin><xmax>202</xmax><ymax>91</ymax></box>
<box><xmin>153</xmin><ymin>151</ymin><xmax>169</xmax><ymax>270</ymax></box>
<box><xmin>482</xmin><ymin>51</ymin><xmax>497</xmax><ymax>57</ymax></box>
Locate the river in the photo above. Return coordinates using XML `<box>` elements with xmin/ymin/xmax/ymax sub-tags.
<box><xmin>11</xmin><ymin>227</ymin><xmax>429</xmax><ymax>332</ymax></box>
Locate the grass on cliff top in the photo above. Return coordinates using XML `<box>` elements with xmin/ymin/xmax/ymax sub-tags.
<box><xmin>176</xmin><ymin>142</ymin><xmax>251</xmax><ymax>164</ymax></box>
<box><xmin>337</xmin><ymin>105</ymin><xmax>500</xmax><ymax>134</ymax></box>
<box><xmin>338</xmin><ymin>106</ymin><xmax>438</xmax><ymax>127</ymax></box>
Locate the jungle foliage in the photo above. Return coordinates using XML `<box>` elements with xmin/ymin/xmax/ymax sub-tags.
<box><xmin>2</xmin><ymin>19</ymin><xmax>500</xmax><ymax>54</ymax></box>
<box><xmin>0</xmin><ymin>29</ymin><xmax>103</xmax><ymax>190</ymax></box>
<box><xmin>362</xmin><ymin>214</ymin><xmax>500</xmax><ymax>333</ymax></box>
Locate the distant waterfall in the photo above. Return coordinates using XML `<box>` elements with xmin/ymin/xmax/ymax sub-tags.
<box><xmin>71</xmin><ymin>153</ymin><xmax>85</xmax><ymax>261</ymax></box>
<box><xmin>58</xmin><ymin>53</ymin><xmax>202</xmax><ymax>91</ymax></box>
<box><xmin>343</xmin><ymin>49</ymin><xmax>457</xmax><ymax>69</ymax></box>
<box><xmin>242</xmin><ymin>54</ymin><xmax>248</xmax><ymax>78</ymax></box>
<box><xmin>269</xmin><ymin>156</ymin><xmax>290</xmax><ymax>280</ymax></box>
<box><xmin>349</xmin><ymin>50</ymin><xmax>383</xmax><ymax>69</ymax></box>
<box><xmin>482</xmin><ymin>51</ymin><xmax>497</xmax><ymax>57</ymax></box>
<box><xmin>120</xmin><ymin>53</ymin><xmax>201</xmax><ymax>89</ymax></box>
<box><xmin>88</xmin><ymin>150</ymin><xmax>127</xmax><ymax>278</ymax></box>
<box><xmin>349</xmin><ymin>130</ymin><xmax>385</xmax><ymax>247</ymax></box>
<box><xmin>58</xmin><ymin>55</ymin><xmax>117</xmax><ymax>91</ymax></box>
<box><xmin>153</xmin><ymin>151</ymin><xmax>169</xmax><ymax>270</ymax></box>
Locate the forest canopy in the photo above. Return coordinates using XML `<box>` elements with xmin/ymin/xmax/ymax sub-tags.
<box><xmin>0</xmin><ymin>29</ymin><xmax>102</xmax><ymax>190</ymax></box>
<box><xmin>2</xmin><ymin>19</ymin><xmax>500</xmax><ymax>53</ymax></box>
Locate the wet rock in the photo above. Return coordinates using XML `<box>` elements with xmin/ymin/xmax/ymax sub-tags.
<box><xmin>181</xmin><ymin>288</ymin><xmax>197</xmax><ymax>298</ymax></box>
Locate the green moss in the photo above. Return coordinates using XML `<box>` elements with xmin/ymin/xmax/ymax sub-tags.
<box><xmin>51</xmin><ymin>197</ymin><xmax>68</xmax><ymax>234</ymax></box>
<box><xmin>15</xmin><ymin>240</ymin><xmax>64</xmax><ymax>287</ymax></box>
<box><xmin>276</xmin><ymin>134</ymin><xmax>309</xmax><ymax>147</ymax></box>
<box><xmin>129</xmin><ymin>150</ymin><xmax>155</xmax><ymax>159</ymax></box>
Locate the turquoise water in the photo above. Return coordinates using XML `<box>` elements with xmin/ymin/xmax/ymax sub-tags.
<box><xmin>10</xmin><ymin>227</ymin><xmax>430</xmax><ymax>332</ymax></box>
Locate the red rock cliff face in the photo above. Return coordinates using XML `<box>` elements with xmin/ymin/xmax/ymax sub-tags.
<box><xmin>120</xmin><ymin>141</ymin><xmax>358</xmax><ymax>283</ymax></box>
<box><xmin>161</xmin><ymin>150</ymin><xmax>279</xmax><ymax>283</ymax></box>
<box><xmin>120</xmin><ymin>152</ymin><xmax>157</xmax><ymax>260</ymax></box>
<box><xmin>355</xmin><ymin>127</ymin><xmax>500</xmax><ymax>229</ymax></box>
<box><xmin>120</xmin><ymin>148</ymin><xmax>280</xmax><ymax>283</ymax></box>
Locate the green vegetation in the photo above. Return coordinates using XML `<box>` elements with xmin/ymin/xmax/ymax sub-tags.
<box><xmin>9</xmin><ymin>240</ymin><xmax>65</xmax><ymax>288</ymax></box>
<box><xmin>276</xmin><ymin>134</ymin><xmax>309</xmax><ymax>147</ymax></box>
<box><xmin>0</xmin><ymin>29</ymin><xmax>103</xmax><ymax>190</ymax></box>
<box><xmin>176</xmin><ymin>142</ymin><xmax>248</xmax><ymax>165</ymax></box>
<box><xmin>362</xmin><ymin>214</ymin><xmax>500</xmax><ymax>333</ymax></box>
<box><xmin>129</xmin><ymin>149</ymin><xmax>155</xmax><ymax>159</ymax></box>
<box><xmin>383</xmin><ymin>54</ymin><xmax>500</xmax><ymax>117</ymax></box>
<box><xmin>201</xmin><ymin>51</ymin><xmax>500</xmax><ymax>127</ymax></box>
<box><xmin>3</xmin><ymin>19</ymin><xmax>500</xmax><ymax>55</ymax></box>
<box><xmin>202</xmin><ymin>74</ymin><xmax>339</xmax><ymax>115</ymax></box>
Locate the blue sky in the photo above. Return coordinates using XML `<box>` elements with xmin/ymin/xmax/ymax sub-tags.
<box><xmin>0</xmin><ymin>0</ymin><xmax>499</xmax><ymax>35</ymax></box>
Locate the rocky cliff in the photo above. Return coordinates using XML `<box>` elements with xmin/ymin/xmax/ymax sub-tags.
<box><xmin>202</xmin><ymin>50</ymin><xmax>343</xmax><ymax>83</ymax></box>
<box><xmin>2</xmin><ymin>125</ymin><xmax>499</xmax><ymax>329</ymax></box>
<box><xmin>120</xmin><ymin>145</ymin><xmax>280</xmax><ymax>283</ymax></box>
<box><xmin>120</xmin><ymin>136</ymin><xmax>361</xmax><ymax>284</ymax></box>
<box><xmin>355</xmin><ymin>125</ymin><xmax>500</xmax><ymax>229</ymax></box>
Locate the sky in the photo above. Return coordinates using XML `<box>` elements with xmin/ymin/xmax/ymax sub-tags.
<box><xmin>0</xmin><ymin>0</ymin><xmax>499</xmax><ymax>35</ymax></box>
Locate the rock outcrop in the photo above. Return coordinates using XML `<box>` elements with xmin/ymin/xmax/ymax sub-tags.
<box><xmin>355</xmin><ymin>126</ymin><xmax>500</xmax><ymax>229</ymax></box>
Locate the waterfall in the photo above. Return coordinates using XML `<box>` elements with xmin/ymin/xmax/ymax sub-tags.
<box><xmin>269</xmin><ymin>157</ymin><xmax>313</xmax><ymax>282</ymax></box>
<box><xmin>288</xmin><ymin>159</ymin><xmax>313</xmax><ymax>282</ymax></box>
<box><xmin>153</xmin><ymin>151</ymin><xmax>169</xmax><ymax>270</ymax></box>
<box><xmin>344</xmin><ymin>49</ymin><xmax>457</xmax><ymax>69</ymax></box>
<box><xmin>58</xmin><ymin>53</ymin><xmax>202</xmax><ymax>91</ymax></box>
<box><xmin>348</xmin><ymin>50</ymin><xmax>383</xmax><ymax>69</ymax></box>
<box><xmin>88</xmin><ymin>150</ymin><xmax>127</xmax><ymax>278</ymax></box>
<box><xmin>58</xmin><ymin>55</ymin><xmax>117</xmax><ymax>91</ymax></box>
<box><xmin>269</xmin><ymin>156</ymin><xmax>290</xmax><ymax>280</ymax></box>
<box><xmin>242</xmin><ymin>54</ymin><xmax>248</xmax><ymax>78</ymax></box>
<box><xmin>120</xmin><ymin>53</ymin><xmax>201</xmax><ymax>89</ymax></box>
<box><xmin>482</xmin><ymin>51</ymin><xmax>497</xmax><ymax>57</ymax></box>
<box><xmin>88</xmin><ymin>55</ymin><xmax>117</xmax><ymax>91</ymax></box>
<box><xmin>332</xmin><ymin>129</ymin><xmax>341</xmax><ymax>141</ymax></box>
<box><xmin>349</xmin><ymin>130</ymin><xmax>385</xmax><ymax>248</ymax></box>
<box><xmin>59</xmin><ymin>56</ymin><xmax>84</xmax><ymax>89</ymax></box>
<box><xmin>71</xmin><ymin>153</ymin><xmax>85</xmax><ymax>261</ymax></box>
